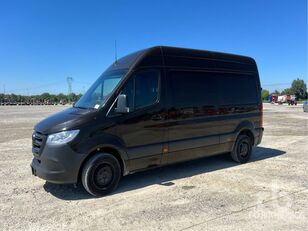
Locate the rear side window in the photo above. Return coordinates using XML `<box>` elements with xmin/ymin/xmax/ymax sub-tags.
<box><xmin>168</xmin><ymin>71</ymin><xmax>217</xmax><ymax>107</ymax></box>
<box><xmin>216</xmin><ymin>73</ymin><xmax>258</xmax><ymax>105</ymax></box>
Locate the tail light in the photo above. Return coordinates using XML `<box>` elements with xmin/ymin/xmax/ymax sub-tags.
<box><xmin>260</xmin><ymin>103</ymin><xmax>263</xmax><ymax>128</ymax></box>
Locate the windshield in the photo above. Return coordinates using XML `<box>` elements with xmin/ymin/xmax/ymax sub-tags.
<box><xmin>74</xmin><ymin>69</ymin><xmax>127</xmax><ymax>109</ymax></box>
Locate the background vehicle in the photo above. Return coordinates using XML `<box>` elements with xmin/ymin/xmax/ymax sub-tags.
<box><xmin>277</xmin><ymin>94</ymin><xmax>297</xmax><ymax>105</ymax></box>
<box><xmin>277</xmin><ymin>95</ymin><xmax>286</xmax><ymax>104</ymax></box>
<box><xmin>287</xmin><ymin>95</ymin><xmax>297</xmax><ymax>105</ymax></box>
<box><xmin>31</xmin><ymin>46</ymin><xmax>263</xmax><ymax>196</ymax></box>
<box><xmin>303</xmin><ymin>101</ymin><xmax>308</xmax><ymax>112</ymax></box>
<box><xmin>269</xmin><ymin>94</ymin><xmax>278</xmax><ymax>103</ymax></box>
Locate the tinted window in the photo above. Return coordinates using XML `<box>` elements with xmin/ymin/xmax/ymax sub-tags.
<box><xmin>135</xmin><ymin>71</ymin><xmax>159</xmax><ymax>109</ymax></box>
<box><xmin>217</xmin><ymin>73</ymin><xmax>258</xmax><ymax>105</ymax></box>
<box><xmin>120</xmin><ymin>70</ymin><xmax>159</xmax><ymax>112</ymax></box>
<box><xmin>121</xmin><ymin>77</ymin><xmax>134</xmax><ymax>110</ymax></box>
<box><xmin>169</xmin><ymin>71</ymin><xmax>217</xmax><ymax>107</ymax></box>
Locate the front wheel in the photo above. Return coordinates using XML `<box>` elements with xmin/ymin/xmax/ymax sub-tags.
<box><xmin>231</xmin><ymin>135</ymin><xmax>252</xmax><ymax>163</ymax></box>
<box><xmin>81</xmin><ymin>153</ymin><xmax>121</xmax><ymax>196</ymax></box>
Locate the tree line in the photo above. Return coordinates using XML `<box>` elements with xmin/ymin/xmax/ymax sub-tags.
<box><xmin>262</xmin><ymin>78</ymin><xmax>307</xmax><ymax>101</ymax></box>
<box><xmin>0</xmin><ymin>92</ymin><xmax>83</xmax><ymax>105</ymax></box>
<box><xmin>1</xmin><ymin>78</ymin><xmax>307</xmax><ymax>105</ymax></box>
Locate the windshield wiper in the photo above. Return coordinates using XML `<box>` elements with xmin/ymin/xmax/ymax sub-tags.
<box><xmin>73</xmin><ymin>105</ymin><xmax>89</xmax><ymax>110</ymax></box>
<box><xmin>74</xmin><ymin>105</ymin><xmax>98</xmax><ymax>110</ymax></box>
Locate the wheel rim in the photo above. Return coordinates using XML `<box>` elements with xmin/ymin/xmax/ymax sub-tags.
<box><xmin>238</xmin><ymin>140</ymin><xmax>250</xmax><ymax>158</ymax></box>
<box><xmin>93</xmin><ymin>164</ymin><xmax>114</xmax><ymax>188</ymax></box>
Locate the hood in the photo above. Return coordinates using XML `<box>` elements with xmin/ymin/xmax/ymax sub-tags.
<box><xmin>34</xmin><ymin>107</ymin><xmax>96</xmax><ymax>134</ymax></box>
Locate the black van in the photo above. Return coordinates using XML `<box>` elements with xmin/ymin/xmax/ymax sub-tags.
<box><xmin>31</xmin><ymin>46</ymin><xmax>263</xmax><ymax>196</ymax></box>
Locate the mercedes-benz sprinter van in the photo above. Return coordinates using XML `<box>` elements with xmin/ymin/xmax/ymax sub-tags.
<box><xmin>31</xmin><ymin>46</ymin><xmax>263</xmax><ymax>196</ymax></box>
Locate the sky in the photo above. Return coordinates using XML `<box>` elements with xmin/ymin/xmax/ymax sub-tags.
<box><xmin>0</xmin><ymin>0</ymin><xmax>307</xmax><ymax>95</ymax></box>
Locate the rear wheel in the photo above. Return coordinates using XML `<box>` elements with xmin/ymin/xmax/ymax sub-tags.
<box><xmin>231</xmin><ymin>135</ymin><xmax>252</xmax><ymax>163</ymax></box>
<box><xmin>81</xmin><ymin>153</ymin><xmax>121</xmax><ymax>196</ymax></box>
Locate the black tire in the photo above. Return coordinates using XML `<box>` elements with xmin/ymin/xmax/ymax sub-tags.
<box><xmin>231</xmin><ymin>135</ymin><xmax>252</xmax><ymax>163</ymax></box>
<box><xmin>81</xmin><ymin>153</ymin><xmax>121</xmax><ymax>197</ymax></box>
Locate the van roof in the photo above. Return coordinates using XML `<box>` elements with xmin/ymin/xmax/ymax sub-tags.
<box><xmin>159</xmin><ymin>46</ymin><xmax>255</xmax><ymax>64</ymax></box>
<box><xmin>106</xmin><ymin>46</ymin><xmax>256</xmax><ymax>72</ymax></box>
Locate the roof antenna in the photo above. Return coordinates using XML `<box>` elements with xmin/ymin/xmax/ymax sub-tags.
<box><xmin>114</xmin><ymin>40</ymin><xmax>118</xmax><ymax>65</ymax></box>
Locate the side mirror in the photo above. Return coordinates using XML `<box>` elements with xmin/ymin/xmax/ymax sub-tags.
<box><xmin>115</xmin><ymin>94</ymin><xmax>129</xmax><ymax>113</ymax></box>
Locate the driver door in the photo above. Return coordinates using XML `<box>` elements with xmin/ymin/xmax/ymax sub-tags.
<box><xmin>113</xmin><ymin>69</ymin><xmax>167</xmax><ymax>171</ymax></box>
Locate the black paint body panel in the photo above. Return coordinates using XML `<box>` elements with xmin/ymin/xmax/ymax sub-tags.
<box><xmin>31</xmin><ymin>46</ymin><xmax>263</xmax><ymax>184</ymax></box>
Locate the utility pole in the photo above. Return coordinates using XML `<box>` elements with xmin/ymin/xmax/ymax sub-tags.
<box><xmin>66</xmin><ymin>77</ymin><xmax>73</xmax><ymax>103</ymax></box>
<box><xmin>3</xmin><ymin>84</ymin><xmax>5</xmax><ymax>95</ymax></box>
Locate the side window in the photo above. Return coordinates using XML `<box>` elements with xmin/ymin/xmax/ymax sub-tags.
<box><xmin>169</xmin><ymin>71</ymin><xmax>217</xmax><ymax>107</ymax></box>
<box><xmin>121</xmin><ymin>77</ymin><xmax>134</xmax><ymax>110</ymax></box>
<box><xmin>135</xmin><ymin>70</ymin><xmax>159</xmax><ymax>109</ymax></box>
<box><xmin>119</xmin><ymin>70</ymin><xmax>159</xmax><ymax>112</ymax></box>
<box><xmin>217</xmin><ymin>73</ymin><xmax>258</xmax><ymax>105</ymax></box>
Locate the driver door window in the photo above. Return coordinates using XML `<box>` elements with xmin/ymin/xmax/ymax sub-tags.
<box><xmin>120</xmin><ymin>70</ymin><xmax>159</xmax><ymax>112</ymax></box>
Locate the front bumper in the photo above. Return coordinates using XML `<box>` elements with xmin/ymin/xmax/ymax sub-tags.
<box><xmin>31</xmin><ymin>142</ymin><xmax>84</xmax><ymax>184</ymax></box>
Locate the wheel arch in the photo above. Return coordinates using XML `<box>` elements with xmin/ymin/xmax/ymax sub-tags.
<box><xmin>77</xmin><ymin>144</ymin><xmax>128</xmax><ymax>183</ymax></box>
<box><xmin>231</xmin><ymin>121</ymin><xmax>256</xmax><ymax>151</ymax></box>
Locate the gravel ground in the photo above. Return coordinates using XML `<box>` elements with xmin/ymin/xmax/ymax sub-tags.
<box><xmin>0</xmin><ymin>103</ymin><xmax>307</xmax><ymax>230</ymax></box>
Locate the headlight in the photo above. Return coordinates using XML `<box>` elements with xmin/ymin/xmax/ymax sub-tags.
<box><xmin>47</xmin><ymin>130</ymin><xmax>80</xmax><ymax>145</ymax></box>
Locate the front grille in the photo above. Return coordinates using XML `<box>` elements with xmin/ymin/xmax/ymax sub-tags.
<box><xmin>32</xmin><ymin>131</ymin><xmax>46</xmax><ymax>156</ymax></box>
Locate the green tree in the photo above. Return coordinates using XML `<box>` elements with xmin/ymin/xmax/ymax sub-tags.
<box><xmin>10</xmin><ymin>93</ymin><xmax>17</xmax><ymax>102</ymax></box>
<box><xmin>290</xmin><ymin>78</ymin><xmax>307</xmax><ymax>100</ymax></box>
<box><xmin>57</xmin><ymin>93</ymin><xmax>66</xmax><ymax>101</ymax></box>
<box><xmin>68</xmin><ymin>93</ymin><xmax>77</xmax><ymax>103</ymax></box>
<box><xmin>77</xmin><ymin>93</ymin><xmax>82</xmax><ymax>100</ymax></box>
<box><xmin>281</xmin><ymin>88</ymin><xmax>293</xmax><ymax>95</ymax></box>
<box><xmin>0</xmin><ymin>92</ymin><xmax>83</xmax><ymax>105</ymax></box>
<box><xmin>261</xmin><ymin>89</ymin><xmax>269</xmax><ymax>101</ymax></box>
<box><xmin>48</xmin><ymin>94</ymin><xmax>55</xmax><ymax>103</ymax></box>
<box><xmin>41</xmin><ymin>92</ymin><xmax>51</xmax><ymax>100</ymax></box>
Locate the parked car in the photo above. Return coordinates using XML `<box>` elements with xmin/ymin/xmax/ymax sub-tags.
<box><xmin>303</xmin><ymin>101</ymin><xmax>308</xmax><ymax>112</ymax></box>
<box><xmin>31</xmin><ymin>46</ymin><xmax>264</xmax><ymax>196</ymax></box>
